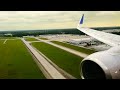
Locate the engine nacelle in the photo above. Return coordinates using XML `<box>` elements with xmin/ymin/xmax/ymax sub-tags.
<box><xmin>80</xmin><ymin>46</ymin><xmax>120</xmax><ymax>79</ymax></box>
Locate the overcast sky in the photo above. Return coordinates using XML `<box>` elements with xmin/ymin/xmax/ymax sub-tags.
<box><xmin>0</xmin><ymin>11</ymin><xmax>120</xmax><ymax>31</ymax></box>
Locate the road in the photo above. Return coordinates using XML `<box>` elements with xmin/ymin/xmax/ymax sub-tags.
<box><xmin>35</xmin><ymin>37</ymin><xmax>88</xmax><ymax>58</ymax></box>
<box><xmin>21</xmin><ymin>38</ymin><xmax>66</xmax><ymax>79</ymax></box>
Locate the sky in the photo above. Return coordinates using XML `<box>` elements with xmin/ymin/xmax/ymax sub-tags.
<box><xmin>0</xmin><ymin>11</ymin><xmax>120</xmax><ymax>31</ymax></box>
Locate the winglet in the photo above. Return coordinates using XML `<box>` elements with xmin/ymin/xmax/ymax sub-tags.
<box><xmin>80</xmin><ymin>14</ymin><xmax>84</xmax><ymax>24</ymax></box>
<box><xmin>77</xmin><ymin>14</ymin><xmax>84</xmax><ymax>28</ymax></box>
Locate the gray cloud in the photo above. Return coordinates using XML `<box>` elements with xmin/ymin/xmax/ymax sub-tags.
<box><xmin>0</xmin><ymin>11</ymin><xmax>119</xmax><ymax>30</ymax></box>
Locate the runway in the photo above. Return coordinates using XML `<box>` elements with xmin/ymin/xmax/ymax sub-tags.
<box><xmin>3</xmin><ymin>39</ymin><xmax>7</xmax><ymax>44</ymax></box>
<box><xmin>35</xmin><ymin>37</ymin><xmax>88</xmax><ymax>58</ymax></box>
<box><xmin>21</xmin><ymin>38</ymin><xmax>66</xmax><ymax>79</ymax></box>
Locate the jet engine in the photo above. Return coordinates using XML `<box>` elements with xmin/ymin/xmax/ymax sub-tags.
<box><xmin>80</xmin><ymin>46</ymin><xmax>120</xmax><ymax>79</ymax></box>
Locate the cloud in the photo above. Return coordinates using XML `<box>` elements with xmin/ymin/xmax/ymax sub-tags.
<box><xmin>0</xmin><ymin>11</ymin><xmax>119</xmax><ymax>30</ymax></box>
<box><xmin>96</xmin><ymin>11</ymin><xmax>118</xmax><ymax>16</ymax></box>
<box><xmin>0</xmin><ymin>11</ymin><xmax>81</xmax><ymax>23</ymax></box>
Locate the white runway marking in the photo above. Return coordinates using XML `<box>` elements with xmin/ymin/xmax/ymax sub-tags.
<box><xmin>3</xmin><ymin>39</ymin><xmax>7</xmax><ymax>44</ymax></box>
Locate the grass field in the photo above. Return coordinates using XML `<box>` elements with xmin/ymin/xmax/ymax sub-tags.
<box><xmin>39</xmin><ymin>37</ymin><xmax>48</xmax><ymax>40</ymax></box>
<box><xmin>0</xmin><ymin>39</ymin><xmax>45</xmax><ymax>79</ymax></box>
<box><xmin>0</xmin><ymin>40</ymin><xmax>4</xmax><ymax>44</ymax></box>
<box><xmin>24</xmin><ymin>37</ymin><xmax>39</xmax><ymax>41</ymax></box>
<box><xmin>0</xmin><ymin>37</ymin><xmax>18</xmax><ymax>39</ymax></box>
<box><xmin>51</xmin><ymin>41</ymin><xmax>95</xmax><ymax>54</ymax></box>
<box><xmin>32</xmin><ymin>42</ymin><xmax>83</xmax><ymax>79</ymax></box>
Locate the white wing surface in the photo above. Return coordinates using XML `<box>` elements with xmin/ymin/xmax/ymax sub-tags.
<box><xmin>77</xmin><ymin>14</ymin><xmax>120</xmax><ymax>47</ymax></box>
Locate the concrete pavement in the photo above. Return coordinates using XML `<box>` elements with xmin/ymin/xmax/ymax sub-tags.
<box><xmin>21</xmin><ymin>38</ymin><xmax>66</xmax><ymax>79</ymax></box>
<box><xmin>3</xmin><ymin>39</ymin><xmax>7</xmax><ymax>44</ymax></box>
<box><xmin>35</xmin><ymin>37</ymin><xmax>88</xmax><ymax>58</ymax></box>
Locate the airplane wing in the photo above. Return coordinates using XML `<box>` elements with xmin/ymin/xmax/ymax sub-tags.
<box><xmin>77</xmin><ymin>14</ymin><xmax>120</xmax><ymax>47</ymax></box>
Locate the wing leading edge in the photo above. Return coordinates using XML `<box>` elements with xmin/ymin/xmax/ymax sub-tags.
<box><xmin>77</xmin><ymin>14</ymin><xmax>120</xmax><ymax>47</ymax></box>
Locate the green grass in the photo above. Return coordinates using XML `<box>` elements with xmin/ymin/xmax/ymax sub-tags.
<box><xmin>24</xmin><ymin>37</ymin><xmax>39</xmax><ymax>41</ymax></box>
<box><xmin>39</xmin><ymin>37</ymin><xmax>48</xmax><ymax>40</ymax></box>
<box><xmin>0</xmin><ymin>40</ymin><xmax>4</xmax><ymax>44</ymax></box>
<box><xmin>32</xmin><ymin>42</ymin><xmax>83</xmax><ymax>79</ymax></box>
<box><xmin>51</xmin><ymin>41</ymin><xmax>95</xmax><ymax>54</ymax></box>
<box><xmin>0</xmin><ymin>40</ymin><xmax>45</xmax><ymax>79</ymax></box>
<box><xmin>0</xmin><ymin>37</ymin><xmax>18</xmax><ymax>39</ymax></box>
